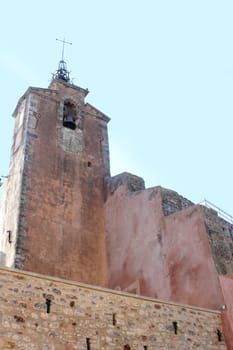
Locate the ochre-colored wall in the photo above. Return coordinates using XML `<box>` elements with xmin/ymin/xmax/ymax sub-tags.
<box><xmin>0</xmin><ymin>267</ymin><xmax>227</xmax><ymax>350</ymax></box>
<box><xmin>1</xmin><ymin>81</ymin><xmax>110</xmax><ymax>287</ymax></box>
<box><xmin>22</xmin><ymin>83</ymin><xmax>109</xmax><ymax>285</ymax></box>
<box><xmin>105</xmin><ymin>183</ymin><xmax>224</xmax><ymax>309</ymax></box>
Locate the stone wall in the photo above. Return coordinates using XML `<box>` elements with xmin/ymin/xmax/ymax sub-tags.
<box><xmin>0</xmin><ymin>267</ymin><xmax>227</xmax><ymax>350</ymax></box>
<box><xmin>202</xmin><ymin>206</ymin><xmax>233</xmax><ymax>275</ymax></box>
<box><xmin>160</xmin><ymin>187</ymin><xmax>194</xmax><ymax>216</ymax></box>
<box><xmin>106</xmin><ymin>172</ymin><xmax>145</xmax><ymax>196</ymax></box>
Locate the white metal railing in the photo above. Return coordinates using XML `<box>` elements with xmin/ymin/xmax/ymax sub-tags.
<box><xmin>200</xmin><ymin>199</ymin><xmax>233</xmax><ymax>225</ymax></box>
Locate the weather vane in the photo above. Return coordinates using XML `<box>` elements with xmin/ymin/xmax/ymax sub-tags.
<box><xmin>53</xmin><ymin>38</ymin><xmax>72</xmax><ymax>83</ymax></box>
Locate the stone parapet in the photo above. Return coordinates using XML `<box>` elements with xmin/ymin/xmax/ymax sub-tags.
<box><xmin>106</xmin><ymin>172</ymin><xmax>145</xmax><ymax>196</ymax></box>
<box><xmin>160</xmin><ymin>187</ymin><xmax>194</xmax><ymax>216</ymax></box>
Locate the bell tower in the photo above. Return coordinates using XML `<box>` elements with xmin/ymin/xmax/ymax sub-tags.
<box><xmin>0</xmin><ymin>51</ymin><xmax>110</xmax><ymax>286</ymax></box>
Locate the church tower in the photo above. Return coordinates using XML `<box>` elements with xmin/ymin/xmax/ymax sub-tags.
<box><xmin>0</xmin><ymin>52</ymin><xmax>110</xmax><ymax>286</ymax></box>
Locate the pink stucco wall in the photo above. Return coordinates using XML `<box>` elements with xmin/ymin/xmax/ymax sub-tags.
<box><xmin>105</xmin><ymin>186</ymin><xmax>170</xmax><ymax>299</ymax></box>
<box><xmin>105</xmin><ymin>184</ymin><xmax>224</xmax><ymax>309</ymax></box>
<box><xmin>165</xmin><ymin>204</ymin><xmax>224</xmax><ymax>308</ymax></box>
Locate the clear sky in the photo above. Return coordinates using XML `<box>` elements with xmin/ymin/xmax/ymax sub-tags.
<box><xmin>0</xmin><ymin>0</ymin><xmax>233</xmax><ymax>216</ymax></box>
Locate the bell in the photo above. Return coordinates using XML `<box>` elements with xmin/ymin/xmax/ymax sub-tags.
<box><xmin>63</xmin><ymin>115</ymin><xmax>76</xmax><ymax>130</ymax></box>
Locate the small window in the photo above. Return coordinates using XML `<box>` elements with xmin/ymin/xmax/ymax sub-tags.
<box><xmin>173</xmin><ymin>321</ymin><xmax>178</xmax><ymax>334</ymax></box>
<box><xmin>217</xmin><ymin>329</ymin><xmax>222</xmax><ymax>342</ymax></box>
<box><xmin>63</xmin><ymin>101</ymin><xmax>76</xmax><ymax>130</ymax></box>
<box><xmin>112</xmin><ymin>313</ymin><xmax>116</xmax><ymax>325</ymax></box>
<box><xmin>45</xmin><ymin>298</ymin><xmax>51</xmax><ymax>313</ymax></box>
<box><xmin>7</xmin><ymin>230</ymin><xmax>12</xmax><ymax>244</ymax></box>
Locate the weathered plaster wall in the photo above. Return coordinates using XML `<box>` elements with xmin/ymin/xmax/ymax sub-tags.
<box><xmin>105</xmin><ymin>181</ymin><xmax>169</xmax><ymax>299</ymax></box>
<box><xmin>0</xmin><ymin>267</ymin><xmax>227</xmax><ymax>350</ymax></box>
<box><xmin>1</xmin><ymin>80</ymin><xmax>110</xmax><ymax>286</ymax></box>
<box><xmin>105</xmin><ymin>180</ymin><xmax>224</xmax><ymax>309</ymax></box>
<box><xmin>165</xmin><ymin>205</ymin><xmax>224</xmax><ymax>308</ymax></box>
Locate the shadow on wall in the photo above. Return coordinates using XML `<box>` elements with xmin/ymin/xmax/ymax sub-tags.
<box><xmin>0</xmin><ymin>251</ymin><xmax>6</xmax><ymax>266</ymax></box>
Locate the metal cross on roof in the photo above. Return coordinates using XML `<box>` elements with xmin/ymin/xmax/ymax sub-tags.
<box><xmin>56</xmin><ymin>38</ymin><xmax>72</xmax><ymax>61</ymax></box>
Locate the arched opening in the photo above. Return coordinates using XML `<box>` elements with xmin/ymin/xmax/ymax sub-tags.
<box><xmin>63</xmin><ymin>100</ymin><xmax>77</xmax><ymax>130</ymax></box>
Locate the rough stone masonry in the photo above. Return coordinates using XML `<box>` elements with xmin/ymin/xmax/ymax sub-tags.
<box><xmin>0</xmin><ymin>267</ymin><xmax>227</xmax><ymax>350</ymax></box>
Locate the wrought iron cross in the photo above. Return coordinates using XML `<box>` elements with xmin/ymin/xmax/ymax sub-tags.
<box><xmin>56</xmin><ymin>38</ymin><xmax>72</xmax><ymax>61</ymax></box>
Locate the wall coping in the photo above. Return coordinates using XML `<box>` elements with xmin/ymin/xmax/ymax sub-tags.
<box><xmin>0</xmin><ymin>266</ymin><xmax>221</xmax><ymax>315</ymax></box>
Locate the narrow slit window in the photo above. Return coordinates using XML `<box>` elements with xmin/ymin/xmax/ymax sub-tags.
<box><xmin>7</xmin><ymin>230</ymin><xmax>12</xmax><ymax>244</ymax></box>
<box><xmin>217</xmin><ymin>329</ymin><xmax>222</xmax><ymax>342</ymax></box>
<box><xmin>173</xmin><ymin>321</ymin><xmax>178</xmax><ymax>334</ymax></box>
<box><xmin>112</xmin><ymin>313</ymin><xmax>116</xmax><ymax>326</ymax></box>
<box><xmin>86</xmin><ymin>338</ymin><xmax>91</xmax><ymax>350</ymax></box>
<box><xmin>45</xmin><ymin>298</ymin><xmax>51</xmax><ymax>313</ymax></box>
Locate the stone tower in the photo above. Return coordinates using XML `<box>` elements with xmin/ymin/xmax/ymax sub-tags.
<box><xmin>0</xmin><ymin>59</ymin><xmax>110</xmax><ymax>286</ymax></box>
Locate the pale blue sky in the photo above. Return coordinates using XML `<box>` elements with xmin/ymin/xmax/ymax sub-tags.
<box><xmin>1</xmin><ymin>0</ymin><xmax>233</xmax><ymax>215</ymax></box>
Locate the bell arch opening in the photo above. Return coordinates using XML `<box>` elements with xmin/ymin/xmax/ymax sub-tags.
<box><xmin>63</xmin><ymin>100</ymin><xmax>77</xmax><ymax>130</ymax></box>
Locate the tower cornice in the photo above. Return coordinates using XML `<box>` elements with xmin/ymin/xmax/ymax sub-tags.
<box><xmin>12</xmin><ymin>87</ymin><xmax>57</xmax><ymax>117</ymax></box>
